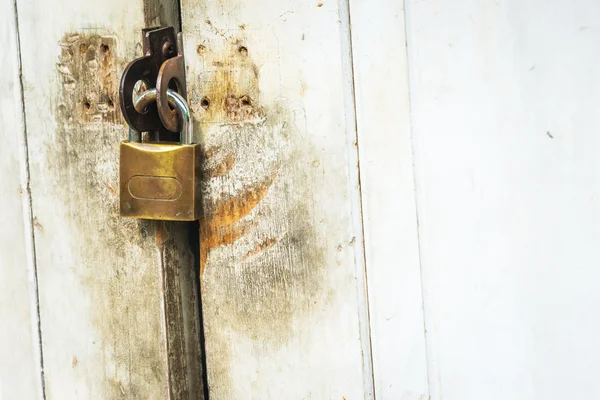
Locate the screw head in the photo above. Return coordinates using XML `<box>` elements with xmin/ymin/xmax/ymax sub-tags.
<box><xmin>162</xmin><ymin>41</ymin><xmax>175</xmax><ymax>57</ymax></box>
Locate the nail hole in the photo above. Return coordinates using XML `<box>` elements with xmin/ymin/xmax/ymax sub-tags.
<box><xmin>197</xmin><ymin>44</ymin><xmax>206</xmax><ymax>54</ymax></box>
<box><xmin>200</xmin><ymin>97</ymin><xmax>210</xmax><ymax>110</ymax></box>
<box><xmin>83</xmin><ymin>100</ymin><xmax>91</xmax><ymax>110</ymax></box>
<box><xmin>238</xmin><ymin>46</ymin><xmax>248</xmax><ymax>56</ymax></box>
<box><xmin>240</xmin><ymin>95</ymin><xmax>251</xmax><ymax>106</ymax></box>
<box><xmin>80</xmin><ymin>43</ymin><xmax>87</xmax><ymax>53</ymax></box>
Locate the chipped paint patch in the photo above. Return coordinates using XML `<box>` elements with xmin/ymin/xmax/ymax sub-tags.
<box><xmin>57</xmin><ymin>33</ymin><xmax>119</xmax><ymax>125</ymax></box>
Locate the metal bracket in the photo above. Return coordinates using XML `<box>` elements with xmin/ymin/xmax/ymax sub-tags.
<box><xmin>119</xmin><ymin>26</ymin><xmax>186</xmax><ymax>137</ymax></box>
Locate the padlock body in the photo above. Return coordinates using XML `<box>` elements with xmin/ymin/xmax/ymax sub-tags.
<box><xmin>120</xmin><ymin>141</ymin><xmax>201</xmax><ymax>221</ymax></box>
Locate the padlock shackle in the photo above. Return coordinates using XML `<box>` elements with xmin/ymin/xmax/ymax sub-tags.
<box><xmin>132</xmin><ymin>88</ymin><xmax>192</xmax><ymax>145</ymax></box>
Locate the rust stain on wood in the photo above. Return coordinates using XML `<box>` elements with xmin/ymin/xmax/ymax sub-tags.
<box><xmin>199</xmin><ymin>176</ymin><xmax>274</xmax><ymax>277</ymax></box>
<box><xmin>194</xmin><ymin>56</ymin><xmax>260</xmax><ymax>125</ymax></box>
<box><xmin>155</xmin><ymin>221</ymin><xmax>168</xmax><ymax>248</ymax></box>
<box><xmin>242</xmin><ymin>236</ymin><xmax>280</xmax><ymax>261</ymax></box>
<box><xmin>204</xmin><ymin>152</ymin><xmax>235</xmax><ymax>178</ymax></box>
<box><xmin>209</xmin><ymin>174</ymin><xmax>275</xmax><ymax>228</ymax></box>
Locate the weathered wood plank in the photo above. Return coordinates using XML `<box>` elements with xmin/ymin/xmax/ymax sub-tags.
<box><xmin>348</xmin><ymin>0</ymin><xmax>429</xmax><ymax>398</ymax></box>
<box><xmin>15</xmin><ymin>0</ymin><xmax>202</xmax><ymax>398</ymax></box>
<box><xmin>0</xmin><ymin>0</ymin><xmax>43</xmax><ymax>397</ymax></box>
<box><xmin>181</xmin><ymin>0</ymin><xmax>372</xmax><ymax>398</ymax></box>
<box><xmin>405</xmin><ymin>0</ymin><xmax>600</xmax><ymax>398</ymax></box>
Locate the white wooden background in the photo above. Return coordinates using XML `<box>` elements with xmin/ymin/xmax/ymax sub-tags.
<box><xmin>406</xmin><ymin>0</ymin><xmax>600</xmax><ymax>398</ymax></box>
<box><xmin>2</xmin><ymin>0</ymin><xmax>600</xmax><ymax>399</ymax></box>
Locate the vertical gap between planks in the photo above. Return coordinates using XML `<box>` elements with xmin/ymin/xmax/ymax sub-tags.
<box><xmin>157</xmin><ymin>237</ymin><xmax>174</xmax><ymax>400</ymax></box>
<box><xmin>188</xmin><ymin>221</ymin><xmax>209</xmax><ymax>400</ymax></box>
<box><xmin>167</xmin><ymin>0</ymin><xmax>209</xmax><ymax>393</ymax></box>
<box><xmin>171</xmin><ymin>0</ymin><xmax>210</xmax><ymax>391</ymax></box>
<box><xmin>339</xmin><ymin>0</ymin><xmax>376</xmax><ymax>398</ymax></box>
<box><xmin>402</xmin><ymin>0</ymin><xmax>433</xmax><ymax>397</ymax></box>
<box><xmin>12</xmin><ymin>0</ymin><xmax>46</xmax><ymax>397</ymax></box>
<box><xmin>143</xmin><ymin>0</ymin><xmax>208</xmax><ymax>395</ymax></box>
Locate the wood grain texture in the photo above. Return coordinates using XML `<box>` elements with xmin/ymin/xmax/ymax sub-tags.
<box><xmin>405</xmin><ymin>0</ymin><xmax>600</xmax><ymax>398</ymax></box>
<box><xmin>348</xmin><ymin>0</ymin><xmax>429</xmax><ymax>398</ymax></box>
<box><xmin>0</xmin><ymin>0</ymin><xmax>43</xmax><ymax>397</ymax></box>
<box><xmin>15</xmin><ymin>0</ymin><xmax>202</xmax><ymax>398</ymax></box>
<box><xmin>181</xmin><ymin>0</ymin><xmax>371</xmax><ymax>398</ymax></box>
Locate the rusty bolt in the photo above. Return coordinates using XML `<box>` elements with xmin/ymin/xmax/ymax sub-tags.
<box><xmin>162</xmin><ymin>41</ymin><xmax>175</xmax><ymax>57</ymax></box>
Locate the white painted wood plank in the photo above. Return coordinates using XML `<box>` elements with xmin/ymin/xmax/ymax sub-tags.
<box><xmin>348</xmin><ymin>0</ymin><xmax>429</xmax><ymax>398</ymax></box>
<box><xmin>405</xmin><ymin>0</ymin><xmax>600</xmax><ymax>398</ymax></box>
<box><xmin>15</xmin><ymin>0</ymin><xmax>202</xmax><ymax>398</ymax></box>
<box><xmin>0</xmin><ymin>0</ymin><xmax>43</xmax><ymax>398</ymax></box>
<box><xmin>181</xmin><ymin>0</ymin><xmax>371</xmax><ymax>398</ymax></box>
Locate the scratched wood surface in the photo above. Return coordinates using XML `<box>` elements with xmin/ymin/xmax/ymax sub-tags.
<box><xmin>348</xmin><ymin>0</ymin><xmax>429</xmax><ymax>399</ymax></box>
<box><xmin>181</xmin><ymin>0</ymin><xmax>372</xmax><ymax>398</ymax></box>
<box><xmin>405</xmin><ymin>0</ymin><xmax>600</xmax><ymax>398</ymax></box>
<box><xmin>14</xmin><ymin>0</ymin><xmax>203</xmax><ymax>398</ymax></box>
<box><xmin>0</xmin><ymin>0</ymin><xmax>43</xmax><ymax>398</ymax></box>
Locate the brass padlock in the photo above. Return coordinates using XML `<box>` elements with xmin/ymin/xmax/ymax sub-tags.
<box><xmin>120</xmin><ymin>88</ymin><xmax>200</xmax><ymax>221</ymax></box>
